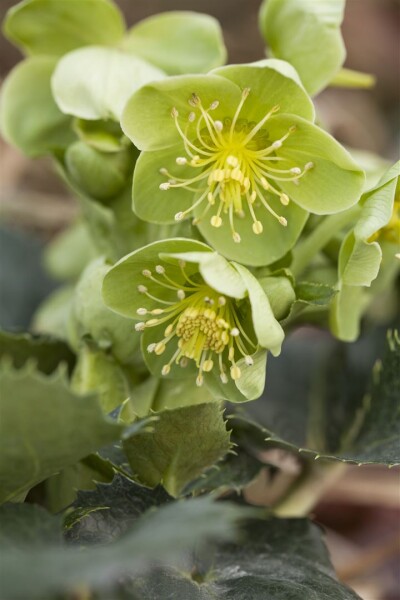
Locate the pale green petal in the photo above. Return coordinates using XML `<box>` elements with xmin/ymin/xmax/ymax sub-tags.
<box><xmin>206</xmin><ymin>350</ymin><xmax>267</xmax><ymax>403</ymax></box>
<box><xmin>233</xmin><ymin>263</ymin><xmax>284</xmax><ymax>356</ymax></box>
<box><xmin>234</xmin><ymin>351</ymin><xmax>267</xmax><ymax>401</ymax></box>
<box><xmin>122</xmin><ymin>11</ymin><xmax>226</xmax><ymax>75</ymax></box>
<box><xmin>266</xmin><ymin>114</ymin><xmax>365</xmax><ymax>214</ymax></box>
<box><xmin>258</xmin><ymin>273</ymin><xmax>296</xmax><ymax>320</ymax></box>
<box><xmin>52</xmin><ymin>46</ymin><xmax>165</xmax><ymax>121</ymax></box>
<box><xmin>3</xmin><ymin>0</ymin><xmax>125</xmax><ymax>56</ymax></box>
<box><xmin>259</xmin><ymin>0</ymin><xmax>346</xmax><ymax>95</ymax></box>
<box><xmin>161</xmin><ymin>251</ymin><xmax>247</xmax><ymax>299</ymax></box>
<box><xmin>355</xmin><ymin>162</ymin><xmax>399</xmax><ymax>240</ymax></box>
<box><xmin>121</xmin><ymin>74</ymin><xmax>241</xmax><ymax>151</ymax></box>
<box><xmin>212</xmin><ymin>59</ymin><xmax>315</xmax><ymax>121</ymax></box>
<box><xmin>196</xmin><ymin>197</ymin><xmax>308</xmax><ymax>267</ymax></box>
<box><xmin>339</xmin><ymin>233</ymin><xmax>382</xmax><ymax>287</ymax></box>
<box><xmin>132</xmin><ymin>145</ymin><xmax>197</xmax><ymax>224</ymax></box>
<box><xmin>102</xmin><ymin>239</ymin><xmax>210</xmax><ymax>318</ymax></box>
<box><xmin>141</xmin><ymin>327</ymin><xmax>197</xmax><ymax>381</ymax></box>
<box><xmin>0</xmin><ymin>57</ymin><xmax>73</xmax><ymax>156</ymax></box>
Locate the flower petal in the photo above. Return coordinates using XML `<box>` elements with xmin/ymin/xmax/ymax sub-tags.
<box><xmin>212</xmin><ymin>59</ymin><xmax>315</xmax><ymax>121</ymax></box>
<box><xmin>266</xmin><ymin>114</ymin><xmax>365</xmax><ymax>214</ymax></box>
<box><xmin>232</xmin><ymin>263</ymin><xmax>284</xmax><ymax>357</ymax></box>
<box><xmin>102</xmin><ymin>238</ymin><xmax>210</xmax><ymax>318</ymax></box>
<box><xmin>122</xmin><ymin>11</ymin><xmax>227</xmax><ymax>75</ymax></box>
<box><xmin>52</xmin><ymin>46</ymin><xmax>165</xmax><ymax>121</ymax></box>
<box><xmin>195</xmin><ymin>196</ymin><xmax>308</xmax><ymax>267</ymax></box>
<box><xmin>121</xmin><ymin>74</ymin><xmax>241</xmax><ymax>151</ymax></box>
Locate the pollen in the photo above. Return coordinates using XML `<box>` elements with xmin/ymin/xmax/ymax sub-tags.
<box><xmin>134</xmin><ymin>261</ymin><xmax>257</xmax><ymax>384</ymax></box>
<box><xmin>159</xmin><ymin>88</ymin><xmax>314</xmax><ymax>242</ymax></box>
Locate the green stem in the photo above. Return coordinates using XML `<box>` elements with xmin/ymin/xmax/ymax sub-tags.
<box><xmin>272</xmin><ymin>460</ymin><xmax>347</xmax><ymax>517</ymax></box>
<box><xmin>291</xmin><ymin>207</ymin><xmax>360</xmax><ymax>279</ymax></box>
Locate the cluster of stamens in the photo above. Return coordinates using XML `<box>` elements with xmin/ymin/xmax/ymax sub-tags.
<box><xmin>159</xmin><ymin>89</ymin><xmax>314</xmax><ymax>242</ymax></box>
<box><xmin>134</xmin><ymin>260</ymin><xmax>256</xmax><ymax>386</ymax></box>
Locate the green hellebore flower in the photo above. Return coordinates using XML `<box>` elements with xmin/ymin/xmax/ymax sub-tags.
<box><xmin>122</xmin><ymin>60</ymin><xmax>365</xmax><ymax>267</ymax></box>
<box><xmin>102</xmin><ymin>239</ymin><xmax>285</xmax><ymax>402</ymax></box>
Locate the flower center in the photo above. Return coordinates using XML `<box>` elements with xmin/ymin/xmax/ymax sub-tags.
<box><xmin>134</xmin><ymin>261</ymin><xmax>256</xmax><ymax>386</ymax></box>
<box><xmin>159</xmin><ymin>89</ymin><xmax>314</xmax><ymax>243</ymax></box>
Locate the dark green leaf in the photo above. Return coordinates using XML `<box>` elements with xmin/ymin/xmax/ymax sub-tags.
<box><xmin>0</xmin><ymin>363</ymin><xmax>123</xmax><ymax>504</ymax></box>
<box><xmin>65</xmin><ymin>474</ymin><xmax>171</xmax><ymax>544</ymax></box>
<box><xmin>185</xmin><ymin>449</ymin><xmax>265</xmax><ymax>494</ymax></box>
<box><xmin>0</xmin><ymin>497</ymin><xmax>247</xmax><ymax>600</ymax></box>
<box><xmin>123</xmin><ymin>403</ymin><xmax>231</xmax><ymax>496</ymax></box>
<box><xmin>119</xmin><ymin>517</ymin><xmax>360</xmax><ymax>599</ymax></box>
<box><xmin>0</xmin><ymin>503</ymin><xmax>62</xmax><ymax>549</ymax></box>
<box><xmin>231</xmin><ymin>329</ymin><xmax>400</xmax><ymax>466</ymax></box>
<box><xmin>0</xmin><ymin>330</ymin><xmax>75</xmax><ymax>375</ymax></box>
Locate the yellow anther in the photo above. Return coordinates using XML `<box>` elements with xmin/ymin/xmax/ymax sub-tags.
<box><xmin>253</xmin><ymin>221</ymin><xmax>263</xmax><ymax>234</ymax></box>
<box><xmin>155</xmin><ymin>342</ymin><xmax>166</xmax><ymax>355</ymax></box>
<box><xmin>161</xmin><ymin>364</ymin><xmax>171</xmax><ymax>376</ymax></box>
<box><xmin>280</xmin><ymin>194</ymin><xmax>290</xmax><ymax>206</ymax></box>
<box><xmin>230</xmin><ymin>365</ymin><xmax>242</xmax><ymax>380</ymax></box>
<box><xmin>211</xmin><ymin>215</ymin><xmax>222</xmax><ymax>228</ymax></box>
<box><xmin>203</xmin><ymin>359</ymin><xmax>214</xmax><ymax>372</ymax></box>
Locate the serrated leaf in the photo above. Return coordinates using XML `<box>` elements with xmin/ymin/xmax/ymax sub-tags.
<box><xmin>0</xmin><ymin>496</ymin><xmax>247</xmax><ymax>600</ymax></box>
<box><xmin>184</xmin><ymin>449</ymin><xmax>265</xmax><ymax>494</ymax></box>
<box><xmin>119</xmin><ymin>518</ymin><xmax>360</xmax><ymax>600</ymax></box>
<box><xmin>65</xmin><ymin>474</ymin><xmax>172</xmax><ymax>544</ymax></box>
<box><xmin>0</xmin><ymin>330</ymin><xmax>75</xmax><ymax>375</ymax></box>
<box><xmin>0</xmin><ymin>503</ymin><xmax>62</xmax><ymax>548</ymax></box>
<box><xmin>259</xmin><ymin>0</ymin><xmax>346</xmax><ymax>95</ymax></box>
<box><xmin>230</xmin><ymin>329</ymin><xmax>400</xmax><ymax>466</ymax></box>
<box><xmin>123</xmin><ymin>403</ymin><xmax>230</xmax><ymax>496</ymax></box>
<box><xmin>0</xmin><ymin>364</ymin><xmax>123</xmax><ymax>504</ymax></box>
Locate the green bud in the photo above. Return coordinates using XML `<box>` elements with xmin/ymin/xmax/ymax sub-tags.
<box><xmin>65</xmin><ymin>141</ymin><xmax>132</xmax><ymax>202</ymax></box>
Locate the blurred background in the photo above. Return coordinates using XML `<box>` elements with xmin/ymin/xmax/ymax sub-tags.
<box><xmin>1</xmin><ymin>1</ymin><xmax>399</xmax><ymax>598</ymax></box>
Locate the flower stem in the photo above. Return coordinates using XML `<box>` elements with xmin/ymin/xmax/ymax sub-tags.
<box><xmin>272</xmin><ymin>459</ymin><xmax>347</xmax><ymax>517</ymax></box>
<box><xmin>291</xmin><ymin>207</ymin><xmax>361</xmax><ymax>279</ymax></box>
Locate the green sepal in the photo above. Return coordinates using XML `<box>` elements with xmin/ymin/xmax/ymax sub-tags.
<box><xmin>233</xmin><ymin>263</ymin><xmax>284</xmax><ymax>357</ymax></box>
<box><xmin>122</xmin><ymin>74</ymin><xmax>242</xmax><ymax>151</ymax></box>
<box><xmin>262</xmin><ymin>114</ymin><xmax>365</xmax><ymax>214</ymax></box>
<box><xmin>102</xmin><ymin>238</ymin><xmax>211</xmax><ymax>319</ymax></box>
<box><xmin>3</xmin><ymin>0</ymin><xmax>125</xmax><ymax>56</ymax></box>
<box><xmin>259</xmin><ymin>0</ymin><xmax>346</xmax><ymax>95</ymax></box>
<box><xmin>196</xmin><ymin>197</ymin><xmax>308</xmax><ymax>267</ymax></box>
<box><xmin>122</xmin><ymin>11</ymin><xmax>227</xmax><ymax>75</ymax></box>
<box><xmin>52</xmin><ymin>46</ymin><xmax>165</xmax><ymax>121</ymax></box>
<box><xmin>212</xmin><ymin>59</ymin><xmax>315</xmax><ymax>121</ymax></box>
<box><xmin>0</xmin><ymin>57</ymin><xmax>74</xmax><ymax>156</ymax></box>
